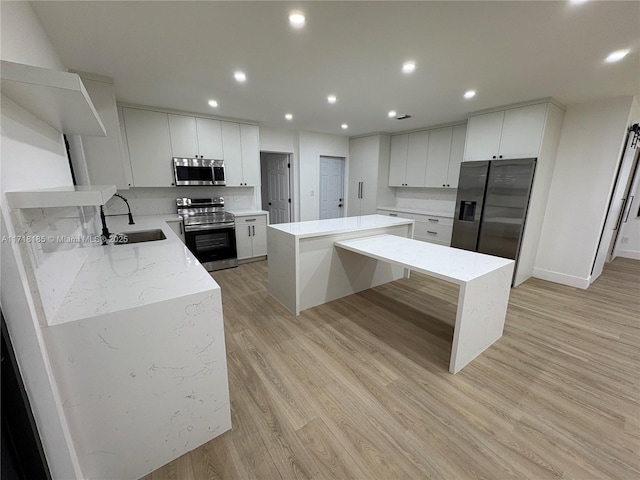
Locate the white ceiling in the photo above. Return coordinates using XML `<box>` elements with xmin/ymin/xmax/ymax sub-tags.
<box><xmin>31</xmin><ymin>1</ymin><xmax>640</xmax><ymax>137</ymax></box>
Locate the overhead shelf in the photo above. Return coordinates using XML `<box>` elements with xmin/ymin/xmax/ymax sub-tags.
<box><xmin>5</xmin><ymin>185</ymin><xmax>117</xmax><ymax>209</ymax></box>
<box><xmin>1</xmin><ymin>60</ymin><xmax>106</xmax><ymax>136</ymax></box>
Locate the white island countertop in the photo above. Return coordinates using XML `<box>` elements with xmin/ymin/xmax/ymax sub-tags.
<box><xmin>269</xmin><ymin>214</ymin><xmax>413</xmax><ymax>239</ymax></box>
<box><xmin>335</xmin><ymin>234</ymin><xmax>514</xmax><ymax>284</ymax></box>
<box><xmin>51</xmin><ymin>214</ymin><xmax>217</xmax><ymax>326</ymax></box>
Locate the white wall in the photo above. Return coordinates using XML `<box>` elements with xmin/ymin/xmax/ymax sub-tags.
<box><xmin>534</xmin><ymin>96</ymin><xmax>636</xmax><ymax>287</ymax></box>
<box><xmin>0</xmin><ymin>2</ymin><xmax>83</xmax><ymax>477</ymax></box>
<box><xmin>259</xmin><ymin>127</ymin><xmax>349</xmax><ymax>222</ymax></box>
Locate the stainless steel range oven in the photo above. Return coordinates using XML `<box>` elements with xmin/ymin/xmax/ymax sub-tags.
<box><xmin>177</xmin><ymin>197</ymin><xmax>237</xmax><ymax>271</ymax></box>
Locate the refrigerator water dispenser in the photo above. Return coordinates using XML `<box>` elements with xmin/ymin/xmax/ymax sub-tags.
<box><xmin>458</xmin><ymin>201</ymin><xmax>476</xmax><ymax>222</ymax></box>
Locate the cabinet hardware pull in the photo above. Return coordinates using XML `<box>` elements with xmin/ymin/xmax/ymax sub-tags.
<box><xmin>428</xmin><ymin>218</ymin><xmax>439</xmax><ymax>223</ymax></box>
<box><xmin>624</xmin><ymin>196</ymin><xmax>634</xmax><ymax>223</ymax></box>
<box><xmin>248</xmin><ymin>226</ymin><xmax>251</xmax><ymax>236</ymax></box>
<box><xmin>179</xmin><ymin>222</ymin><xmax>183</xmax><ymax>235</ymax></box>
<box><xmin>427</xmin><ymin>231</ymin><xmax>437</xmax><ymax>235</ymax></box>
<box><xmin>252</xmin><ymin>225</ymin><xmax>255</xmax><ymax>236</ymax></box>
<box><xmin>245</xmin><ymin>219</ymin><xmax>256</xmax><ymax>222</ymax></box>
<box><xmin>389</xmin><ymin>213</ymin><xmax>398</xmax><ymax>217</ymax></box>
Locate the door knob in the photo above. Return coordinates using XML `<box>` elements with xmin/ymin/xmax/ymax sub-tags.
<box><xmin>338</xmin><ymin>204</ymin><xmax>343</xmax><ymax>207</ymax></box>
<box><xmin>268</xmin><ymin>202</ymin><xmax>272</xmax><ymax>205</ymax></box>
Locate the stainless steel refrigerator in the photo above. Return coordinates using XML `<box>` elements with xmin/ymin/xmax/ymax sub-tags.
<box><xmin>451</xmin><ymin>158</ymin><xmax>536</xmax><ymax>269</ymax></box>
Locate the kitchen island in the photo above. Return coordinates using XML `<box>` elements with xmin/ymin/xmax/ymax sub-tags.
<box><xmin>268</xmin><ymin>215</ymin><xmax>414</xmax><ymax>315</ymax></box>
<box><xmin>41</xmin><ymin>215</ymin><xmax>231</xmax><ymax>480</ymax></box>
<box><xmin>268</xmin><ymin>215</ymin><xmax>514</xmax><ymax>374</ymax></box>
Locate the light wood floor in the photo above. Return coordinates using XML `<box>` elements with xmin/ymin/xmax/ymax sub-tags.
<box><xmin>144</xmin><ymin>257</ymin><xmax>640</xmax><ymax>480</ymax></box>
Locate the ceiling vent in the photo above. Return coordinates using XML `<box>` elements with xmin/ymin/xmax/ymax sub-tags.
<box><xmin>395</xmin><ymin>114</ymin><xmax>412</xmax><ymax>120</ymax></box>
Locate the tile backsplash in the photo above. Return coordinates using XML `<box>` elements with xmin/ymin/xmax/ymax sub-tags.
<box><xmin>393</xmin><ymin>187</ymin><xmax>457</xmax><ymax>215</ymax></box>
<box><xmin>104</xmin><ymin>186</ymin><xmax>257</xmax><ymax>216</ymax></box>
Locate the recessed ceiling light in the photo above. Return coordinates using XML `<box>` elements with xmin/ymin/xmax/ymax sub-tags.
<box><xmin>341</xmin><ymin>124</ymin><xmax>348</xmax><ymax>130</ymax></box>
<box><xmin>208</xmin><ymin>99</ymin><xmax>218</xmax><ymax>108</ymax></box>
<box><xmin>289</xmin><ymin>10</ymin><xmax>305</xmax><ymax>28</ymax></box>
<box><xmin>234</xmin><ymin>71</ymin><xmax>247</xmax><ymax>82</ymax></box>
<box><xmin>605</xmin><ymin>49</ymin><xmax>630</xmax><ymax>63</ymax></box>
<box><xmin>570</xmin><ymin>0</ymin><xmax>589</xmax><ymax>4</ymax></box>
<box><xmin>327</xmin><ymin>95</ymin><xmax>337</xmax><ymax>104</ymax></box>
<box><xmin>464</xmin><ymin>90</ymin><xmax>476</xmax><ymax>99</ymax></box>
<box><xmin>402</xmin><ymin>61</ymin><xmax>416</xmax><ymax>74</ymax></box>
<box><xmin>388</xmin><ymin>110</ymin><xmax>397</xmax><ymax>118</ymax></box>
<box><xmin>285</xmin><ymin>113</ymin><xmax>293</xmax><ymax>120</ymax></box>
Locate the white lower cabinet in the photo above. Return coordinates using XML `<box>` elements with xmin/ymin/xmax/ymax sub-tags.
<box><xmin>377</xmin><ymin>209</ymin><xmax>453</xmax><ymax>246</ymax></box>
<box><xmin>166</xmin><ymin>219</ymin><xmax>185</xmax><ymax>243</ymax></box>
<box><xmin>234</xmin><ymin>213</ymin><xmax>268</xmax><ymax>261</ymax></box>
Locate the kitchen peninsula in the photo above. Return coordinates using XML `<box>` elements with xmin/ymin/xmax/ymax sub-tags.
<box><xmin>268</xmin><ymin>215</ymin><xmax>514</xmax><ymax>373</ymax></box>
<box><xmin>41</xmin><ymin>215</ymin><xmax>231</xmax><ymax>480</ymax></box>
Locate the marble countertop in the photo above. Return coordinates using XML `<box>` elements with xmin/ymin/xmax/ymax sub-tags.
<box><xmin>335</xmin><ymin>234</ymin><xmax>514</xmax><ymax>284</ymax></box>
<box><xmin>268</xmin><ymin>214</ymin><xmax>413</xmax><ymax>239</ymax></box>
<box><xmin>228</xmin><ymin>209</ymin><xmax>269</xmax><ymax>217</ymax></box>
<box><xmin>377</xmin><ymin>205</ymin><xmax>454</xmax><ymax>218</ymax></box>
<box><xmin>50</xmin><ymin>214</ymin><xmax>218</xmax><ymax>326</ymax></box>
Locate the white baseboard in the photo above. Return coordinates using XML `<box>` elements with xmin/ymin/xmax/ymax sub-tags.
<box><xmin>532</xmin><ymin>268</ymin><xmax>591</xmax><ymax>289</ymax></box>
<box><xmin>615</xmin><ymin>249</ymin><xmax>640</xmax><ymax>260</ymax></box>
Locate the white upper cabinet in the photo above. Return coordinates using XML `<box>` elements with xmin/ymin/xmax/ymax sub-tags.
<box><xmin>498</xmin><ymin>103</ymin><xmax>547</xmax><ymax>158</ymax></box>
<box><xmin>464</xmin><ymin>111</ymin><xmax>504</xmax><ymax>161</ymax></box>
<box><xmin>464</xmin><ymin>103</ymin><xmax>549</xmax><ymax>161</ymax></box>
<box><xmin>240</xmin><ymin>124</ymin><xmax>260</xmax><ymax>186</ymax></box>
<box><xmin>122</xmin><ymin>108</ymin><xmax>174</xmax><ymax>187</ymax></box>
<box><xmin>424</xmin><ymin>127</ymin><xmax>452</xmax><ymax>188</ymax></box>
<box><xmin>406</xmin><ymin>131</ymin><xmax>429</xmax><ymax>187</ymax></box>
<box><xmin>221</xmin><ymin>122</ymin><xmax>243</xmax><ymax>185</ymax></box>
<box><xmin>389</xmin><ymin>124</ymin><xmax>466</xmax><ymax>189</ymax></box>
<box><xmin>446</xmin><ymin>124</ymin><xmax>467</xmax><ymax>188</ymax></box>
<box><xmin>168</xmin><ymin>114</ymin><xmax>198</xmax><ymax>158</ymax></box>
<box><xmin>169</xmin><ymin>114</ymin><xmax>224</xmax><ymax>160</ymax></box>
<box><xmin>389</xmin><ymin>134</ymin><xmax>409</xmax><ymax>187</ymax></box>
<box><xmin>196</xmin><ymin>118</ymin><xmax>223</xmax><ymax>159</ymax></box>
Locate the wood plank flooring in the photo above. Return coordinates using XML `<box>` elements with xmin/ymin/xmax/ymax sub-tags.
<box><xmin>143</xmin><ymin>257</ymin><xmax>640</xmax><ymax>480</ymax></box>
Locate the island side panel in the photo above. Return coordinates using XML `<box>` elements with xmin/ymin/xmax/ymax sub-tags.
<box><xmin>267</xmin><ymin>226</ymin><xmax>298</xmax><ymax>313</ymax></box>
<box><xmin>42</xmin><ymin>288</ymin><xmax>231</xmax><ymax>480</ymax></box>
<box><xmin>449</xmin><ymin>262</ymin><xmax>514</xmax><ymax>373</ymax></box>
<box><xmin>298</xmin><ymin>224</ymin><xmax>411</xmax><ymax>313</ymax></box>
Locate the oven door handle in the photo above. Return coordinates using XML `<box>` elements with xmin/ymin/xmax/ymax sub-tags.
<box><xmin>184</xmin><ymin>223</ymin><xmax>235</xmax><ymax>232</ymax></box>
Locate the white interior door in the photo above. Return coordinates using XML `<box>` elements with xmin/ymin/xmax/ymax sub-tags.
<box><xmin>319</xmin><ymin>156</ymin><xmax>345</xmax><ymax>220</ymax></box>
<box><xmin>265</xmin><ymin>153</ymin><xmax>291</xmax><ymax>224</ymax></box>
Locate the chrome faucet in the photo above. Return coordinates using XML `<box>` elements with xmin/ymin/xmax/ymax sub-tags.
<box><xmin>100</xmin><ymin>194</ymin><xmax>135</xmax><ymax>245</ymax></box>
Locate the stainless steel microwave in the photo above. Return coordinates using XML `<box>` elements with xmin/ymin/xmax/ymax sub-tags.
<box><xmin>173</xmin><ymin>157</ymin><xmax>225</xmax><ymax>186</ymax></box>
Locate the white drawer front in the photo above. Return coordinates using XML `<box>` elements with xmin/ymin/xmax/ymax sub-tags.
<box><xmin>235</xmin><ymin>215</ymin><xmax>267</xmax><ymax>225</ymax></box>
<box><xmin>414</xmin><ymin>221</ymin><xmax>452</xmax><ymax>245</ymax></box>
<box><xmin>421</xmin><ymin>215</ymin><xmax>453</xmax><ymax>227</ymax></box>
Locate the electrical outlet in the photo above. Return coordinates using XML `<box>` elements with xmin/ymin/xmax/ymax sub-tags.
<box><xmin>621</xmin><ymin>236</ymin><xmax>630</xmax><ymax>245</ymax></box>
<box><xmin>310</xmin><ymin>190</ymin><xmax>315</xmax><ymax>197</ymax></box>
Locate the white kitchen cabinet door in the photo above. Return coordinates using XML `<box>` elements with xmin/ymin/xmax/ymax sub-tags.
<box><xmin>464</xmin><ymin>111</ymin><xmax>504</xmax><ymax>161</ymax></box>
<box><xmin>235</xmin><ymin>224</ymin><xmax>253</xmax><ymax>260</ymax></box>
<box><xmin>424</xmin><ymin>127</ymin><xmax>452</xmax><ymax>187</ymax></box>
<box><xmin>196</xmin><ymin>118</ymin><xmax>223</xmax><ymax>159</ymax></box>
<box><xmin>122</xmin><ymin>108</ymin><xmax>174</xmax><ymax>187</ymax></box>
<box><xmin>168</xmin><ymin>114</ymin><xmax>199</xmax><ymax>158</ymax></box>
<box><xmin>251</xmin><ymin>221</ymin><xmax>267</xmax><ymax>257</ymax></box>
<box><xmin>446</xmin><ymin>124</ymin><xmax>467</xmax><ymax>188</ymax></box>
<box><xmin>221</xmin><ymin>122</ymin><xmax>243</xmax><ymax>186</ymax></box>
<box><xmin>166</xmin><ymin>219</ymin><xmax>185</xmax><ymax>243</ymax></box>
<box><xmin>240</xmin><ymin>124</ymin><xmax>260</xmax><ymax>186</ymax></box>
<box><xmin>406</xmin><ymin>131</ymin><xmax>429</xmax><ymax>187</ymax></box>
<box><xmin>389</xmin><ymin>134</ymin><xmax>408</xmax><ymax>186</ymax></box>
<box><xmin>235</xmin><ymin>214</ymin><xmax>267</xmax><ymax>259</ymax></box>
<box><xmin>498</xmin><ymin>103</ymin><xmax>547</xmax><ymax>158</ymax></box>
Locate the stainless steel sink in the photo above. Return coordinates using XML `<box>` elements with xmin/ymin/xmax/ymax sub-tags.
<box><xmin>112</xmin><ymin>229</ymin><xmax>166</xmax><ymax>245</ymax></box>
